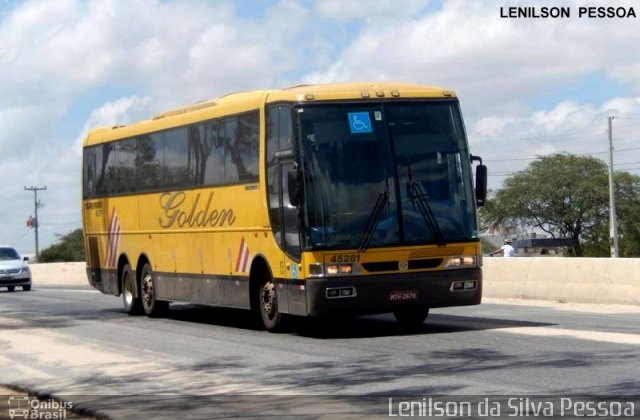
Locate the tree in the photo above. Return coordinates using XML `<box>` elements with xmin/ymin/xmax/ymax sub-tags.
<box><xmin>480</xmin><ymin>153</ymin><xmax>640</xmax><ymax>257</ymax></box>
<box><xmin>39</xmin><ymin>228</ymin><xmax>85</xmax><ymax>262</ymax></box>
<box><xmin>615</xmin><ymin>171</ymin><xmax>640</xmax><ymax>256</ymax></box>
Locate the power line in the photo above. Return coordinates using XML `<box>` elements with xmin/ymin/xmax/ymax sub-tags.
<box><xmin>484</xmin><ymin>146</ymin><xmax>640</xmax><ymax>164</ymax></box>
<box><xmin>40</xmin><ymin>221</ymin><xmax>81</xmax><ymax>226</ymax></box>
<box><xmin>485</xmin><ymin>156</ymin><xmax>539</xmax><ymax>162</ymax></box>
<box><xmin>11</xmin><ymin>229</ymin><xmax>33</xmax><ymax>248</ymax></box>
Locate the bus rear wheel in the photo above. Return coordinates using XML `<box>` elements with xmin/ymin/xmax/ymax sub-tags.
<box><xmin>140</xmin><ymin>263</ymin><xmax>169</xmax><ymax>317</ymax></box>
<box><xmin>393</xmin><ymin>306</ymin><xmax>429</xmax><ymax>327</ymax></box>
<box><xmin>258</xmin><ymin>272</ymin><xmax>284</xmax><ymax>332</ymax></box>
<box><xmin>121</xmin><ymin>263</ymin><xmax>142</xmax><ymax>315</ymax></box>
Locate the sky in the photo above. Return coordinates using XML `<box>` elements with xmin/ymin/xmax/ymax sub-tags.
<box><xmin>1</xmin><ymin>0</ymin><xmax>640</xmax><ymax>254</ymax></box>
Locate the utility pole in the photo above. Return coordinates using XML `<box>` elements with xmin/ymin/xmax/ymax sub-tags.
<box><xmin>607</xmin><ymin>117</ymin><xmax>619</xmax><ymax>258</ymax></box>
<box><xmin>24</xmin><ymin>186</ymin><xmax>47</xmax><ymax>261</ymax></box>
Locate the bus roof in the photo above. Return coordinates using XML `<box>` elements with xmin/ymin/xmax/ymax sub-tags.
<box><xmin>82</xmin><ymin>82</ymin><xmax>456</xmax><ymax>146</ymax></box>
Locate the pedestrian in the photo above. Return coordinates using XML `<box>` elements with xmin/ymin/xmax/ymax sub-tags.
<box><xmin>489</xmin><ymin>239</ymin><xmax>515</xmax><ymax>257</ymax></box>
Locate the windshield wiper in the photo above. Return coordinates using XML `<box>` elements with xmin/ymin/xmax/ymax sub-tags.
<box><xmin>358</xmin><ymin>190</ymin><xmax>390</xmax><ymax>252</ymax></box>
<box><xmin>408</xmin><ymin>181</ymin><xmax>446</xmax><ymax>246</ymax></box>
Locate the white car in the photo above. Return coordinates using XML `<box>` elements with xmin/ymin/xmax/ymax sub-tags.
<box><xmin>0</xmin><ymin>246</ymin><xmax>32</xmax><ymax>292</ymax></box>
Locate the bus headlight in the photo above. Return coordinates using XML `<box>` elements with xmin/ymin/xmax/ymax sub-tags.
<box><xmin>309</xmin><ymin>263</ymin><xmax>355</xmax><ymax>277</ymax></box>
<box><xmin>444</xmin><ymin>255</ymin><xmax>477</xmax><ymax>269</ymax></box>
<box><xmin>326</xmin><ymin>264</ymin><xmax>352</xmax><ymax>275</ymax></box>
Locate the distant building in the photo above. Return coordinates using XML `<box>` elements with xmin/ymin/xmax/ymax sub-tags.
<box><xmin>483</xmin><ymin>234</ymin><xmax>574</xmax><ymax>256</ymax></box>
<box><xmin>511</xmin><ymin>237</ymin><xmax>574</xmax><ymax>256</ymax></box>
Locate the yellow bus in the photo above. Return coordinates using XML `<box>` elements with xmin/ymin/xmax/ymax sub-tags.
<box><xmin>82</xmin><ymin>82</ymin><xmax>487</xmax><ymax>331</ymax></box>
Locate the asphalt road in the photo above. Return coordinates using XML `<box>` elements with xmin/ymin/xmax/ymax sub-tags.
<box><xmin>1</xmin><ymin>284</ymin><xmax>639</xmax><ymax>419</ymax></box>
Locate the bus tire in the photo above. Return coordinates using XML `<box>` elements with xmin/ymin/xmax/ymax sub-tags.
<box><xmin>7</xmin><ymin>286</ymin><xmax>15</xmax><ymax>292</ymax></box>
<box><xmin>121</xmin><ymin>263</ymin><xmax>142</xmax><ymax>315</ymax></box>
<box><xmin>140</xmin><ymin>262</ymin><xmax>169</xmax><ymax>317</ymax></box>
<box><xmin>258</xmin><ymin>270</ymin><xmax>285</xmax><ymax>332</ymax></box>
<box><xmin>393</xmin><ymin>306</ymin><xmax>429</xmax><ymax>327</ymax></box>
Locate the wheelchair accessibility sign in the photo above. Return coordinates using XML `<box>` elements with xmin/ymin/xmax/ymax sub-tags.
<box><xmin>348</xmin><ymin>112</ymin><xmax>372</xmax><ymax>134</ymax></box>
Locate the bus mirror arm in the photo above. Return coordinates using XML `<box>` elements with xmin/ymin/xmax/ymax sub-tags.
<box><xmin>287</xmin><ymin>169</ymin><xmax>303</xmax><ymax>207</ymax></box>
<box><xmin>470</xmin><ymin>155</ymin><xmax>487</xmax><ymax>207</ymax></box>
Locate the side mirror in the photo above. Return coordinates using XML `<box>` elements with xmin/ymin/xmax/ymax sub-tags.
<box><xmin>23</xmin><ymin>256</ymin><xmax>29</xmax><ymax>262</ymax></box>
<box><xmin>287</xmin><ymin>169</ymin><xmax>303</xmax><ymax>207</ymax></box>
<box><xmin>475</xmin><ymin>164</ymin><xmax>488</xmax><ymax>207</ymax></box>
<box><xmin>470</xmin><ymin>155</ymin><xmax>487</xmax><ymax>207</ymax></box>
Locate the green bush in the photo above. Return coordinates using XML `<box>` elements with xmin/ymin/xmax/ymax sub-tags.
<box><xmin>39</xmin><ymin>228</ymin><xmax>85</xmax><ymax>262</ymax></box>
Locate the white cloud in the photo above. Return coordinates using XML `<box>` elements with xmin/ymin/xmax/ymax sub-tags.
<box><xmin>314</xmin><ymin>0</ymin><xmax>428</xmax><ymax>21</ymax></box>
<box><xmin>305</xmin><ymin>0</ymin><xmax>640</xmax><ymax>115</ymax></box>
<box><xmin>75</xmin><ymin>96</ymin><xmax>152</xmax><ymax>149</ymax></box>
<box><xmin>303</xmin><ymin>0</ymin><xmax>640</xmax><ymax>190</ymax></box>
<box><xmin>0</xmin><ymin>0</ymin><xmax>319</xmax><ymax>251</ymax></box>
<box><xmin>471</xmin><ymin>97</ymin><xmax>640</xmax><ymax>189</ymax></box>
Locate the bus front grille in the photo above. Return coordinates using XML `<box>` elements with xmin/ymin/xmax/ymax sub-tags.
<box><xmin>362</xmin><ymin>258</ymin><xmax>443</xmax><ymax>273</ymax></box>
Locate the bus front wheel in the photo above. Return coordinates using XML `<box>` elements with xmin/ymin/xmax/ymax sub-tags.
<box><xmin>258</xmin><ymin>272</ymin><xmax>284</xmax><ymax>332</ymax></box>
<box><xmin>122</xmin><ymin>263</ymin><xmax>142</xmax><ymax>315</ymax></box>
<box><xmin>140</xmin><ymin>263</ymin><xmax>169</xmax><ymax>317</ymax></box>
<box><xmin>393</xmin><ymin>306</ymin><xmax>429</xmax><ymax>327</ymax></box>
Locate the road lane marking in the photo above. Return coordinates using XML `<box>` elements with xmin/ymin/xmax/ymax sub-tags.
<box><xmin>35</xmin><ymin>288</ymin><xmax>99</xmax><ymax>293</ymax></box>
<box><xmin>499</xmin><ymin>326</ymin><xmax>640</xmax><ymax>345</ymax></box>
<box><xmin>483</xmin><ymin>298</ymin><xmax>640</xmax><ymax>314</ymax></box>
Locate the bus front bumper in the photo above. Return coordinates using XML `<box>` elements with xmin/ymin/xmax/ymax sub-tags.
<box><xmin>295</xmin><ymin>268</ymin><xmax>482</xmax><ymax>317</ymax></box>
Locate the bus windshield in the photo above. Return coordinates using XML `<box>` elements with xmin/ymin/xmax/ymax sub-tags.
<box><xmin>297</xmin><ymin>101</ymin><xmax>478</xmax><ymax>250</ymax></box>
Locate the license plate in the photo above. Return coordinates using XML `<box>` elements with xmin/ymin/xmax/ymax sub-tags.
<box><xmin>0</xmin><ymin>276</ymin><xmax>12</xmax><ymax>281</ymax></box>
<box><xmin>389</xmin><ymin>290</ymin><xmax>418</xmax><ymax>302</ymax></box>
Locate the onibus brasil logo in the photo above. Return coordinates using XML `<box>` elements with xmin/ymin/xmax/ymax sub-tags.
<box><xmin>7</xmin><ymin>395</ymin><xmax>73</xmax><ymax>419</ymax></box>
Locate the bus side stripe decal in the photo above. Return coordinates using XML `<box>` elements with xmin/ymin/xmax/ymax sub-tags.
<box><xmin>235</xmin><ymin>237</ymin><xmax>251</xmax><ymax>273</ymax></box>
<box><xmin>106</xmin><ymin>208</ymin><xmax>121</xmax><ymax>268</ymax></box>
<box><xmin>113</xmin><ymin>216</ymin><xmax>121</xmax><ymax>267</ymax></box>
<box><xmin>241</xmin><ymin>246</ymin><xmax>250</xmax><ymax>273</ymax></box>
<box><xmin>105</xmin><ymin>209</ymin><xmax>114</xmax><ymax>267</ymax></box>
<box><xmin>235</xmin><ymin>237</ymin><xmax>245</xmax><ymax>273</ymax></box>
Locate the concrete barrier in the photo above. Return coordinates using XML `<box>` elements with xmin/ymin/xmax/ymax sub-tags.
<box><xmin>482</xmin><ymin>257</ymin><xmax>640</xmax><ymax>306</ymax></box>
<box><xmin>30</xmin><ymin>262</ymin><xmax>88</xmax><ymax>286</ymax></box>
<box><xmin>28</xmin><ymin>258</ymin><xmax>640</xmax><ymax>306</ymax></box>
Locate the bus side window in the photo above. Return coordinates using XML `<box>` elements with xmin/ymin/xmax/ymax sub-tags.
<box><xmin>115</xmin><ymin>138</ymin><xmax>137</xmax><ymax>193</ymax></box>
<box><xmin>237</xmin><ymin>112</ymin><xmax>259</xmax><ymax>182</ymax></box>
<box><xmin>136</xmin><ymin>133</ymin><xmax>164</xmax><ymax>190</ymax></box>
<box><xmin>203</xmin><ymin>119</ymin><xmax>226</xmax><ymax>185</ymax></box>
<box><xmin>98</xmin><ymin>143</ymin><xmax>115</xmax><ymax>195</ymax></box>
<box><xmin>223</xmin><ymin>117</ymin><xmax>239</xmax><ymax>183</ymax></box>
<box><xmin>266</xmin><ymin>104</ymin><xmax>299</xmax><ymax>259</ymax></box>
<box><xmin>83</xmin><ymin>147</ymin><xmax>101</xmax><ymax>198</ymax></box>
<box><xmin>266</xmin><ymin>106</ymin><xmax>282</xmax><ymax>247</ymax></box>
<box><xmin>278</xmin><ymin>106</ymin><xmax>292</xmax><ymax>150</ymax></box>
<box><xmin>163</xmin><ymin>127</ymin><xmax>191</xmax><ymax>188</ymax></box>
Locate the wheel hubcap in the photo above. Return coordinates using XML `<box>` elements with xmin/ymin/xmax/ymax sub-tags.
<box><xmin>123</xmin><ymin>274</ymin><xmax>133</xmax><ymax>305</ymax></box>
<box><xmin>261</xmin><ymin>282</ymin><xmax>276</xmax><ymax>320</ymax></box>
<box><xmin>142</xmin><ymin>272</ymin><xmax>153</xmax><ymax>306</ymax></box>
